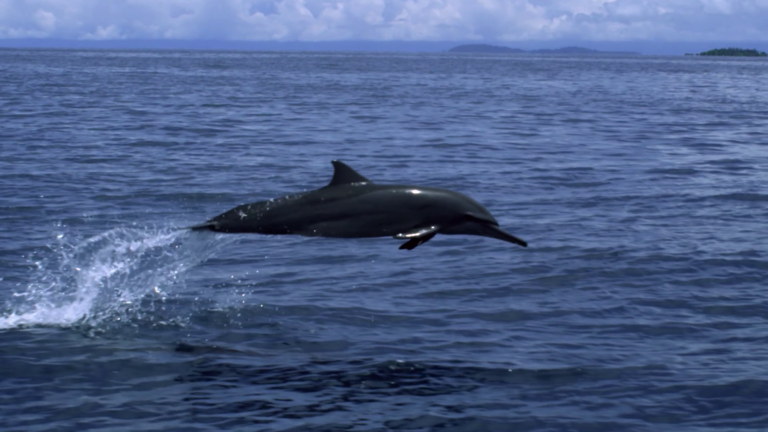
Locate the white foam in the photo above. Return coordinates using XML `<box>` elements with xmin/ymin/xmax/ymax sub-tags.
<box><xmin>0</xmin><ymin>226</ymin><xmax>230</xmax><ymax>329</ymax></box>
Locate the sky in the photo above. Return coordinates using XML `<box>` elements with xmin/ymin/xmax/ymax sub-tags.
<box><xmin>0</xmin><ymin>0</ymin><xmax>766</xmax><ymax>44</ymax></box>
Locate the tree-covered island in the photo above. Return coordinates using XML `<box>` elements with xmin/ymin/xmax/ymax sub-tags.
<box><xmin>687</xmin><ymin>48</ymin><xmax>767</xmax><ymax>57</ymax></box>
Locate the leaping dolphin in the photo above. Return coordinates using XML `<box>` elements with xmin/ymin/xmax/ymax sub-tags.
<box><xmin>191</xmin><ymin>161</ymin><xmax>527</xmax><ymax>250</ymax></box>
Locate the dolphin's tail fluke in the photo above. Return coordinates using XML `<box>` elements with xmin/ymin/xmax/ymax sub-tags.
<box><xmin>187</xmin><ymin>223</ymin><xmax>216</xmax><ymax>231</ymax></box>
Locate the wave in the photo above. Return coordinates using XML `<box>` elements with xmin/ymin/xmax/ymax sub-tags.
<box><xmin>0</xmin><ymin>226</ymin><xmax>232</xmax><ymax>330</ymax></box>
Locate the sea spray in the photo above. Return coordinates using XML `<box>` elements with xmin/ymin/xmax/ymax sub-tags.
<box><xmin>0</xmin><ymin>226</ymin><xmax>233</xmax><ymax>329</ymax></box>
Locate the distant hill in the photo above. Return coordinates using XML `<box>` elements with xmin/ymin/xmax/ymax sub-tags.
<box><xmin>448</xmin><ymin>44</ymin><xmax>524</xmax><ymax>53</ymax></box>
<box><xmin>449</xmin><ymin>44</ymin><xmax>639</xmax><ymax>55</ymax></box>
<box><xmin>690</xmin><ymin>48</ymin><xmax>767</xmax><ymax>57</ymax></box>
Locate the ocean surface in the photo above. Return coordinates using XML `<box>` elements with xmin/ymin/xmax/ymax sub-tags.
<box><xmin>1</xmin><ymin>49</ymin><xmax>767</xmax><ymax>432</ymax></box>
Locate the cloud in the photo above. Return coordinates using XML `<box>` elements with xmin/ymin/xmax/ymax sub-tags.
<box><xmin>0</xmin><ymin>0</ymin><xmax>766</xmax><ymax>41</ymax></box>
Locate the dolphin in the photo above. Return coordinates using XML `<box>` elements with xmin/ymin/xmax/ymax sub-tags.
<box><xmin>191</xmin><ymin>161</ymin><xmax>527</xmax><ymax>250</ymax></box>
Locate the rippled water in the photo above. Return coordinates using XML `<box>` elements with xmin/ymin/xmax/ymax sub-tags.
<box><xmin>1</xmin><ymin>49</ymin><xmax>767</xmax><ymax>431</ymax></box>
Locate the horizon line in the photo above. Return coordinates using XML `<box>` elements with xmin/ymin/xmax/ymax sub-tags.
<box><xmin>1</xmin><ymin>39</ymin><xmax>767</xmax><ymax>56</ymax></box>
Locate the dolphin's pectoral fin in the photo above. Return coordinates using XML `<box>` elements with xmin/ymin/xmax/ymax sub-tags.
<box><xmin>395</xmin><ymin>225</ymin><xmax>440</xmax><ymax>250</ymax></box>
<box><xmin>399</xmin><ymin>232</ymin><xmax>437</xmax><ymax>250</ymax></box>
<box><xmin>394</xmin><ymin>225</ymin><xmax>440</xmax><ymax>239</ymax></box>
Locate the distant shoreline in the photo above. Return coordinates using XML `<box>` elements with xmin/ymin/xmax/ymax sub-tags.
<box><xmin>448</xmin><ymin>44</ymin><xmax>640</xmax><ymax>55</ymax></box>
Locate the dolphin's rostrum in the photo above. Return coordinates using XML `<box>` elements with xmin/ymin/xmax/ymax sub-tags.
<box><xmin>191</xmin><ymin>161</ymin><xmax>527</xmax><ymax>250</ymax></box>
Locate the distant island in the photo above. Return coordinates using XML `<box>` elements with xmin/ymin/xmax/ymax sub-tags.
<box><xmin>449</xmin><ymin>44</ymin><xmax>524</xmax><ymax>53</ymax></box>
<box><xmin>686</xmin><ymin>48</ymin><xmax>767</xmax><ymax>57</ymax></box>
<box><xmin>449</xmin><ymin>44</ymin><xmax>639</xmax><ymax>55</ymax></box>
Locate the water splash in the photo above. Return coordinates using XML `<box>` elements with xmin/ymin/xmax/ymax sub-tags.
<box><xmin>0</xmin><ymin>226</ymin><xmax>230</xmax><ymax>329</ymax></box>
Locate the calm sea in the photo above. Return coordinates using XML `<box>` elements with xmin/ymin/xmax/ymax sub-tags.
<box><xmin>1</xmin><ymin>49</ymin><xmax>767</xmax><ymax>432</ymax></box>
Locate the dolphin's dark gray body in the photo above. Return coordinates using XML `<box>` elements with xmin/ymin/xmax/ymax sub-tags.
<box><xmin>191</xmin><ymin>161</ymin><xmax>527</xmax><ymax>250</ymax></box>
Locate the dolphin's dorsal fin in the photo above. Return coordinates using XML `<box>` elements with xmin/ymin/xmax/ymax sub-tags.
<box><xmin>327</xmin><ymin>160</ymin><xmax>371</xmax><ymax>187</ymax></box>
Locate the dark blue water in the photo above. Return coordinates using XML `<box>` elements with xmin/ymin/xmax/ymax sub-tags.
<box><xmin>1</xmin><ymin>49</ymin><xmax>767</xmax><ymax>432</ymax></box>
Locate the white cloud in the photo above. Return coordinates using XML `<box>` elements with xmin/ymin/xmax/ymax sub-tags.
<box><xmin>0</xmin><ymin>0</ymin><xmax>765</xmax><ymax>41</ymax></box>
<box><xmin>81</xmin><ymin>24</ymin><xmax>124</xmax><ymax>40</ymax></box>
<box><xmin>33</xmin><ymin>9</ymin><xmax>56</xmax><ymax>32</ymax></box>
